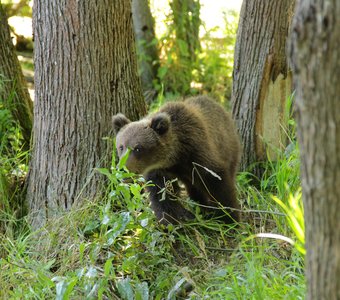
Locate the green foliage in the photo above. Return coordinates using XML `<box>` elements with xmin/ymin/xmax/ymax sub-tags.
<box><xmin>198</xmin><ymin>10</ymin><xmax>239</xmax><ymax>102</ymax></box>
<box><xmin>0</xmin><ymin>104</ymin><xmax>23</xmax><ymax>157</ymax></box>
<box><xmin>273</xmin><ymin>189</ymin><xmax>305</xmax><ymax>255</ymax></box>
<box><xmin>17</xmin><ymin>54</ymin><xmax>34</xmax><ymax>72</ymax></box>
<box><xmin>1</xmin><ymin>90</ymin><xmax>305</xmax><ymax>298</ymax></box>
<box><xmin>156</xmin><ymin>0</ymin><xmax>201</xmax><ymax>96</ymax></box>
<box><xmin>2</xmin><ymin>0</ymin><xmax>32</xmax><ymax>18</ymax></box>
<box><xmin>0</xmin><ymin>96</ymin><xmax>28</xmax><ymax>234</ymax></box>
<box><xmin>1</xmin><ymin>145</ymin><xmax>174</xmax><ymax>299</ymax></box>
<box><xmin>201</xmin><ymin>245</ymin><xmax>304</xmax><ymax>299</ymax></box>
<box><xmin>155</xmin><ymin>6</ymin><xmax>239</xmax><ymax>102</ymax></box>
<box><xmin>1</xmin><ymin>128</ymin><xmax>306</xmax><ymax>299</ymax></box>
<box><xmin>237</xmin><ymin>95</ymin><xmax>305</xmax><ymax>257</ymax></box>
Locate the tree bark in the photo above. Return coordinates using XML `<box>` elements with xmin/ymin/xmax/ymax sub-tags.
<box><xmin>231</xmin><ymin>0</ymin><xmax>294</xmax><ymax>173</ymax></box>
<box><xmin>0</xmin><ymin>5</ymin><xmax>33</xmax><ymax>149</ymax></box>
<box><xmin>131</xmin><ymin>0</ymin><xmax>159</xmax><ymax>103</ymax></box>
<box><xmin>290</xmin><ymin>1</ymin><xmax>340</xmax><ymax>299</ymax></box>
<box><xmin>27</xmin><ymin>0</ymin><xmax>147</xmax><ymax>228</ymax></box>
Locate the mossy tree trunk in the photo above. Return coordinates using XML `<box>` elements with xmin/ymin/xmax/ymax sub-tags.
<box><xmin>290</xmin><ymin>1</ymin><xmax>340</xmax><ymax>299</ymax></box>
<box><xmin>166</xmin><ymin>0</ymin><xmax>201</xmax><ymax>95</ymax></box>
<box><xmin>27</xmin><ymin>0</ymin><xmax>147</xmax><ymax>228</ymax></box>
<box><xmin>132</xmin><ymin>0</ymin><xmax>159</xmax><ymax>103</ymax></box>
<box><xmin>231</xmin><ymin>0</ymin><xmax>295</xmax><ymax>174</ymax></box>
<box><xmin>0</xmin><ymin>5</ymin><xmax>33</xmax><ymax>149</ymax></box>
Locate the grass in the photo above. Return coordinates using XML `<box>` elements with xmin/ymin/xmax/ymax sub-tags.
<box><xmin>0</xmin><ymin>80</ymin><xmax>304</xmax><ymax>299</ymax></box>
<box><xmin>0</xmin><ymin>100</ymin><xmax>29</xmax><ymax>239</ymax></box>
<box><xmin>0</xmin><ymin>132</ymin><xmax>305</xmax><ymax>299</ymax></box>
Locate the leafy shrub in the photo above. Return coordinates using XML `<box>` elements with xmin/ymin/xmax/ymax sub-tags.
<box><xmin>155</xmin><ymin>7</ymin><xmax>239</xmax><ymax>102</ymax></box>
<box><xmin>198</xmin><ymin>10</ymin><xmax>239</xmax><ymax>102</ymax></box>
<box><xmin>0</xmin><ymin>91</ymin><xmax>305</xmax><ymax>299</ymax></box>
<box><xmin>0</xmin><ymin>99</ymin><xmax>28</xmax><ymax>234</ymax></box>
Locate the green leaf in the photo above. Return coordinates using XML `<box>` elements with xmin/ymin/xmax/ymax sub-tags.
<box><xmin>83</xmin><ymin>220</ymin><xmax>101</xmax><ymax>236</ymax></box>
<box><xmin>96</xmin><ymin>168</ymin><xmax>112</xmax><ymax>177</ymax></box>
<box><xmin>167</xmin><ymin>278</ymin><xmax>186</xmax><ymax>300</ymax></box>
<box><xmin>37</xmin><ymin>270</ymin><xmax>54</xmax><ymax>287</ymax></box>
<box><xmin>104</xmin><ymin>257</ymin><xmax>114</xmax><ymax>277</ymax></box>
<box><xmin>118</xmin><ymin>148</ymin><xmax>131</xmax><ymax>170</ymax></box>
<box><xmin>117</xmin><ymin>278</ymin><xmax>134</xmax><ymax>300</ymax></box>
<box><xmin>135</xmin><ymin>282</ymin><xmax>149</xmax><ymax>300</ymax></box>
<box><xmin>63</xmin><ymin>278</ymin><xmax>78</xmax><ymax>299</ymax></box>
<box><xmin>158</xmin><ymin>66</ymin><xmax>168</xmax><ymax>80</ymax></box>
<box><xmin>105</xmin><ymin>212</ymin><xmax>131</xmax><ymax>245</ymax></box>
<box><xmin>79</xmin><ymin>243</ymin><xmax>85</xmax><ymax>263</ymax></box>
<box><xmin>177</xmin><ymin>39</ymin><xmax>189</xmax><ymax>56</ymax></box>
<box><xmin>55</xmin><ymin>279</ymin><xmax>67</xmax><ymax>300</ymax></box>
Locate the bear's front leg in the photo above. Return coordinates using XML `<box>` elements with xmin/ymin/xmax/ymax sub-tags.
<box><xmin>145</xmin><ymin>170</ymin><xmax>194</xmax><ymax>225</ymax></box>
<box><xmin>190</xmin><ymin>167</ymin><xmax>240</xmax><ymax>223</ymax></box>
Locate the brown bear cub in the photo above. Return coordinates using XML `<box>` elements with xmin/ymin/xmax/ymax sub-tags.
<box><xmin>112</xmin><ymin>96</ymin><xmax>241</xmax><ymax>224</ymax></box>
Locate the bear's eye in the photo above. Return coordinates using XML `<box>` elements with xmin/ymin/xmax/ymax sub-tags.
<box><xmin>119</xmin><ymin>145</ymin><xmax>124</xmax><ymax>152</ymax></box>
<box><xmin>134</xmin><ymin>145</ymin><xmax>143</xmax><ymax>153</ymax></box>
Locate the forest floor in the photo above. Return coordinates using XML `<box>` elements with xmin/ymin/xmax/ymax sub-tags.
<box><xmin>0</xmin><ymin>133</ymin><xmax>305</xmax><ymax>299</ymax></box>
<box><xmin>0</xmin><ymin>52</ymin><xmax>306</xmax><ymax>299</ymax></box>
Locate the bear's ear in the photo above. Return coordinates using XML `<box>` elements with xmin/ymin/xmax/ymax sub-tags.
<box><xmin>112</xmin><ymin>113</ymin><xmax>130</xmax><ymax>135</ymax></box>
<box><xmin>150</xmin><ymin>113</ymin><xmax>170</xmax><ymax>135</ymax></box>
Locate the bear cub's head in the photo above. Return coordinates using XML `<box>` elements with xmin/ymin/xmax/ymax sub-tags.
<box><xmin>112</xmin><ymin>112</ymin><xmax>175</xmax><ymax>174</ymax></box>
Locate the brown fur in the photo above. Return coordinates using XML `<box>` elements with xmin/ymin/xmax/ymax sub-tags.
<box><xmin>112</xmin><ymin>96</ymin><xmax>241</xmax><ymax>224</ymax></box>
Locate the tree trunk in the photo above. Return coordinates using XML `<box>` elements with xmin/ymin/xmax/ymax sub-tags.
<box><xmin>290</xmin><ymin>1</ymin><xmax>340</xmax><ymax>299</ymax></box>
<box><xmin>131</xmin><ymin>0</ymin><xmax>159</xmax><ymax>103</ymax></box>
<box><xmin>231</xmin><ymin>0</ymin><xmax>294</xmax><ymax>173</ymax></box>
<box><xmin>0</xmin><ymin>5</ymin><xmax>33</xmax><ymax>149</ymax></box>
<box><xmin>27</xmin><ymin>0</ymin><xmax>147</xmax><ymax>228</ymax></box>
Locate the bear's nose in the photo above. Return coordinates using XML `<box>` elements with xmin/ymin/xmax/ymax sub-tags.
<box><xmin>122</xmin><ymin>157</ymin><xmax>140</xmax><ymax>174</ymax></box>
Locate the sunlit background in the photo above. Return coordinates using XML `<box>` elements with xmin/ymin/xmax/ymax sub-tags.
<box><xmin>152</xmin><ymin>0</ymin><xmax>242</xmax><ymax>37</ymax></box>
<box><xmin>5</xmin><ymin>0</ymin><xmax>243</xmax><ymax>101</ymax></box>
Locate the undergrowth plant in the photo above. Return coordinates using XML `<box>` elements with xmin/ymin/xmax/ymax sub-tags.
<box><xmin>1</xmin><ymin>142</ymin><xmax>173</xmax><ymax>299</ymax></box>
<box><xmin>0</xmin><ymin>94</ymin><xmax>306</xmax><ymax>299</ymax></box>
<box><xmin>0</xmin><ymin>100</ymin><xmax>28</xmax><ymax>236</ymax></box>
<box><xmin>237</xmin><ymin>93</ymin><xmax>305</xmax><ymax>259</ymax></box>
<box><xmin>198</xmin><ymin>9</ymin><xmax>239</xmax><ymax>102</ymax></box>
<box><xmin>155</xmin><ymin>0</ymin><xmax>200</xmax><ymax>96</ymax></box>
<box><xmin>154</xmin><ymin>5</ymin><xmax>239</xmax><ymax>102</ymax></box>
